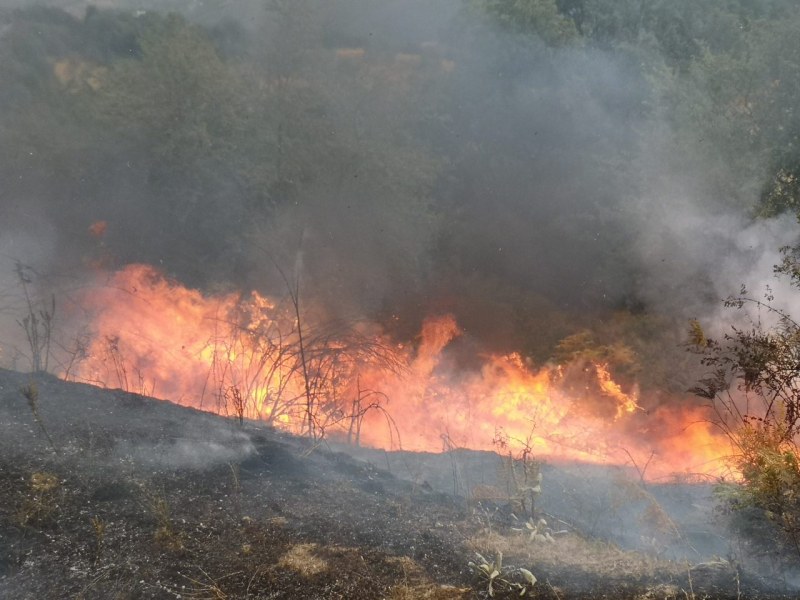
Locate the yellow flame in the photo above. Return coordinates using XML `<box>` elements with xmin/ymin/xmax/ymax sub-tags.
<box><xmin>594</xmin><ymin>362</ymin><xmax>642</xmax><ymax>419</ymax></box>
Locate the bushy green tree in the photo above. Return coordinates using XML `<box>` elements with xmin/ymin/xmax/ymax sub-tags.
<box><xmin>96</xmin><ymin>15</ymin><xmax>242</xmax><ymax>166</ymax></box>
<box><xmin>472</xmin><ymin>0</ymin><xmax>579</xmax><ymax>45</ymax></box>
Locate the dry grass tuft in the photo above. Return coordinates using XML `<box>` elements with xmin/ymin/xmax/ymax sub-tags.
<box><xmin>147</xmin><ymin>493</ymin><xmax>184</xmax><ymax>552</ymax></box>
<box><xmin>632</xmin><ymin>583</ymin><xmax>681</xmax><ymax>599</ymax></box>
<box><xmin>386</xmin><ymin>556</ymin><xmax>470</xmax><ymax>599</ymax></box>
<box><xmin>277</xmin><ymin>543</ymin><xmax>329</xmax><ymax>576</ymax></box>
<box><xmin>266</xmin><ymin>515</ymin><xmax>288</xmax><ymax>528</ymax></box>
<box><xmin>181</xmin><ymin>567</ymin><xmax>240</xmax><ymax>600</ymax></box>
<box><xmin>17</xmin><ymin>471</ymin><xmax>60</xmax><ymax>526</ymax></box>
<box><xmin>387</xmin><ymin>582</ymin><xmax>470</xmax><ymax>599</ymax></box>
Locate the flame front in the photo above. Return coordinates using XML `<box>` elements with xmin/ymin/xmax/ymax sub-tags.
<box><xmin>69</xmin><ymin>265</ymin><xmax>732</xmax><ymax>480</ymax></box>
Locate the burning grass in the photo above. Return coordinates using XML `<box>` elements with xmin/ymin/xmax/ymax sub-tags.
<box><xmin>62</xmin><ymin>264</ymin><xmax>732</xmax><ymax>480</ymax></box>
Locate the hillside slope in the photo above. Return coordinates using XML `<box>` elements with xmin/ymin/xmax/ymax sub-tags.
<box><xmin>0</xmin><ymin>368</ymin><xmax>790</xmax><ymax>599</ymax></box>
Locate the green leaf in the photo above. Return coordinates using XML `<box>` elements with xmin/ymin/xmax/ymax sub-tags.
<box><xmin>519</xmin><ymin>568</ymin><xmax>537</xmax><ymax>585</ymax></box>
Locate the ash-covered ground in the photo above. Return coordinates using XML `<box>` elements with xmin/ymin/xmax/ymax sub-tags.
<box><xmin>0</xmin><ymin>367</ymin><xmax>793</xmax><ymax>599</ymax></box>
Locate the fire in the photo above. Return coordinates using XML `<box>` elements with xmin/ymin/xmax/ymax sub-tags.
<box><xmin>594</xmin><ymin>362</ymin><xmax>643</xmax><ymax>419</ymax></box>
<box><xmin>88</xmin><ymin>220</ymin><xmax>107</xmax><ymax>237</ymax></box>
<box><xmin>68</xmin><ymin>265</ymin><xmax>734</xmax><ymax>480</ymax></box>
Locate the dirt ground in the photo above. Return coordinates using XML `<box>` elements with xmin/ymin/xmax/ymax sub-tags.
<box><xmin>0</xmin><ymin>368</ymin><xmax>793</xmax><ymax>599</ymax></box>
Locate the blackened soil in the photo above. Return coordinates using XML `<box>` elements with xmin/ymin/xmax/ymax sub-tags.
<box><xmin>0</xmin><ymin>368</ymin><xmax>793</xmax><ymax>599</ymax></box>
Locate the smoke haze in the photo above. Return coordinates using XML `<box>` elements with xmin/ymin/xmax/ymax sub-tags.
<box><xmin>0</xmin><ymin>0</ymin><xmax>797</xmax><ymax>370</ymax></box>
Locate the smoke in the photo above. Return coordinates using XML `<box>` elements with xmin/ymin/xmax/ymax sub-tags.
<box><xmin>0</xmin><ymin>0</ymin><xmax>796</xmax><ymax>363</ymax></box>
<box><xmin>232</xmin><ymin>2</ymin><xmax>658</xmax><ymax>328</ymax></box>
<box><xmin>626</xmin><ymin>111</ymin><xmax>800</xmax><ymax>332</ymax></box>
<box><xmin>114</xmin><ymin>430</ymin><xmax>255</xmax><ymax>470</ymax></box>
<box><xmin>0</xmin><ymin>227</ymin><xmax>61</xmax><ymax>369</ymax></box>
<box><xmin>633</xmin><ymin>196</ymin><xmax>799</xmax><ymax>327</ymax></box>
<box><xmin>237</xmin><ymin>1</ymin><xmax>795</xmax><ymax>341</ymax></box>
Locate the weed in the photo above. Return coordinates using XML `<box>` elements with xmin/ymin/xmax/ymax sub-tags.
<box><xmin>523</xmin><ymin>517</ymin><xmax>555</xmax><ymax>544</ymax></box>
<box><xmin>610</xmin><ymin>473</ymin><xmax>682</xmax><ymax>555</ymax></box>
<box><xmin>225</xmin><ymin>385</ymin><xmax>246</xmax><ymax>426</ymax></box>
<box><xmin>103</xmin><ymin>335</ymin><xmax>154</xmax><ymax>395</ymax></box>
<box><xmin>277</xmin><ymin>543</ymin><xmax>329</xmax><ymax>576</ymax></box>
<box><xmin>468</xmin><ymin>550</ymin><xmax>537</xmax><ymax>598</ymax></box>
<box><xmin>690</xmin><ymin>281</ymin><xmax>800</xmax><ymax>561</ymax></box>
<box><xmin>683</xmin><ymin>560</ymin><xmax>696</xmax><ymax>600</ymax></box>
<box><xmin>17</xmin><ymin>471</ymin><xmax>60</xmax><ymax>527</ymax></box>
<box><xmin>228</xmin><ymin>462</ymin><xmax>241</xmax><ymax>493</ymax></box>
<box><xmin>91</xmin><ymin>515</ymin><xmax>106</xmax><ymax>563</ymax></box>
<box><xmin>180</xmin><ymin>566</ymin><xmax>239</xmax><ymax>599</ymax></box>
<box><xmin>388</xmin><ymin>581</ymin><xmax>470</xmax><ymax>599</ymax></box>
<box><xmin>147</xmin><ymin>493</ymin><xmax>184</xmax><ymax>552</ymax></box>
<box><xmin>493</xmin><ymin>428</ymin><xmax>542</xmax><ymax>519</ymax></box>
<box><xmin>14</xmin><ymin>261</ymin><xmax>54</xmax><ymax>373</ymax></box>
<box><xmin>228</xmin><ymin>461</ymin><xmax>242</xmax><ymax>519</ymax></box>
<box><xmin>20</xmin><ymin>380</ymin><xmax>58</xmax><ymax>453</ymax></box>
<box><xmin>467</xmin><ymin>529</ymin><xmax>670</xmax><ymax>584</ymax></box>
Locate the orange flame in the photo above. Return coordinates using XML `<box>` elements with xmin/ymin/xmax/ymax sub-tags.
<box><xmin>88</xmin><ymin>220</ymin><xmax>107</xmax><ymax>238</ymax></box>
<box><xmin>594</xmin><ymin>362</ymin><xmax>643</xmax><ymax>419</ymax></box>
<box><xmin>68</xmin><ymin>265</ymin><xmax>733</xmax><ymax>481</ymax></box>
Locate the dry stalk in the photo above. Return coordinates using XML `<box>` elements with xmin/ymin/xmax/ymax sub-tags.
<box><xmin>684</xmin><ymin>560</ymin><xmax>696</xmax><ymax>600</ymax></box>
<box><xmin>228</xmin><ymin>462</ymin><xmax>241</xmax><ymax>493</ymax></box>
<box><xmin>91</xmin><ymin>515</ymin><xmax>107</xmax><ymax>563</ymax></box>
<box><xmin>20</xmin><ymin>381</ymin><xmax>59</xmax><ymax>454</ymax></box>
<box><xmin>146</xmin><ymin>492</ymin><xmax>183</xmax><ymax>552</ymax></box>
<box><xmin>546</xmin><ymin>579</ymin><xmax>563</xmax><ymax>600</ymax></box>
<box><xmin>181</xmin><ymin>567</ymin><xmax>241</xmax><ymax>600</ymax></box>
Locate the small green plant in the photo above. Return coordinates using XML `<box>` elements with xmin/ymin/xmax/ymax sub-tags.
<box><xmin>524</xmin><ymin>518</ymin><xmax>555</xmax><ymax>544</ymax></box>
<box><xmin>716</xmin><ymin>421</ymin><xmax>800</xmax><ymax>560</ymax></box>
<box><xmin>468</xmin><ymin>550</ymin><xmax>537</xmax><ymax>598</ymax></box>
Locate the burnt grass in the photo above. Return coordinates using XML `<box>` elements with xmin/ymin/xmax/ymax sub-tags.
<box><xmin>0</xmin><ymin>367</ymin><xmax>794</xmax><ymax>599</ymax></box>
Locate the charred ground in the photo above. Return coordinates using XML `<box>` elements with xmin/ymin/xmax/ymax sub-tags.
<box><xmin>0</xmin><ymin>367</ymin><xmax>791</xmax><ymax>599</ymax></box>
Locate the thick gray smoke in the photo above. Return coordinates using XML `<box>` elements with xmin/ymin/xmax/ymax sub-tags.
<box><xmin>0</xmin><ymin>0</ymin><xmax>795</xmax><ymax>360</ymax></box>
<box><xmin>628</xmin><ymin>118</ymin><xmax>799</xmax><ymax>330</ymax></box>
<box><xmin>239</xmin><ymin>2</ymin><xmax>657</xmax><ymax>324</ymax></box>
<box><xmin>241</xmin><ymin>1</ymin><xmax>793</xmax><ymax>337</ymax></box>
